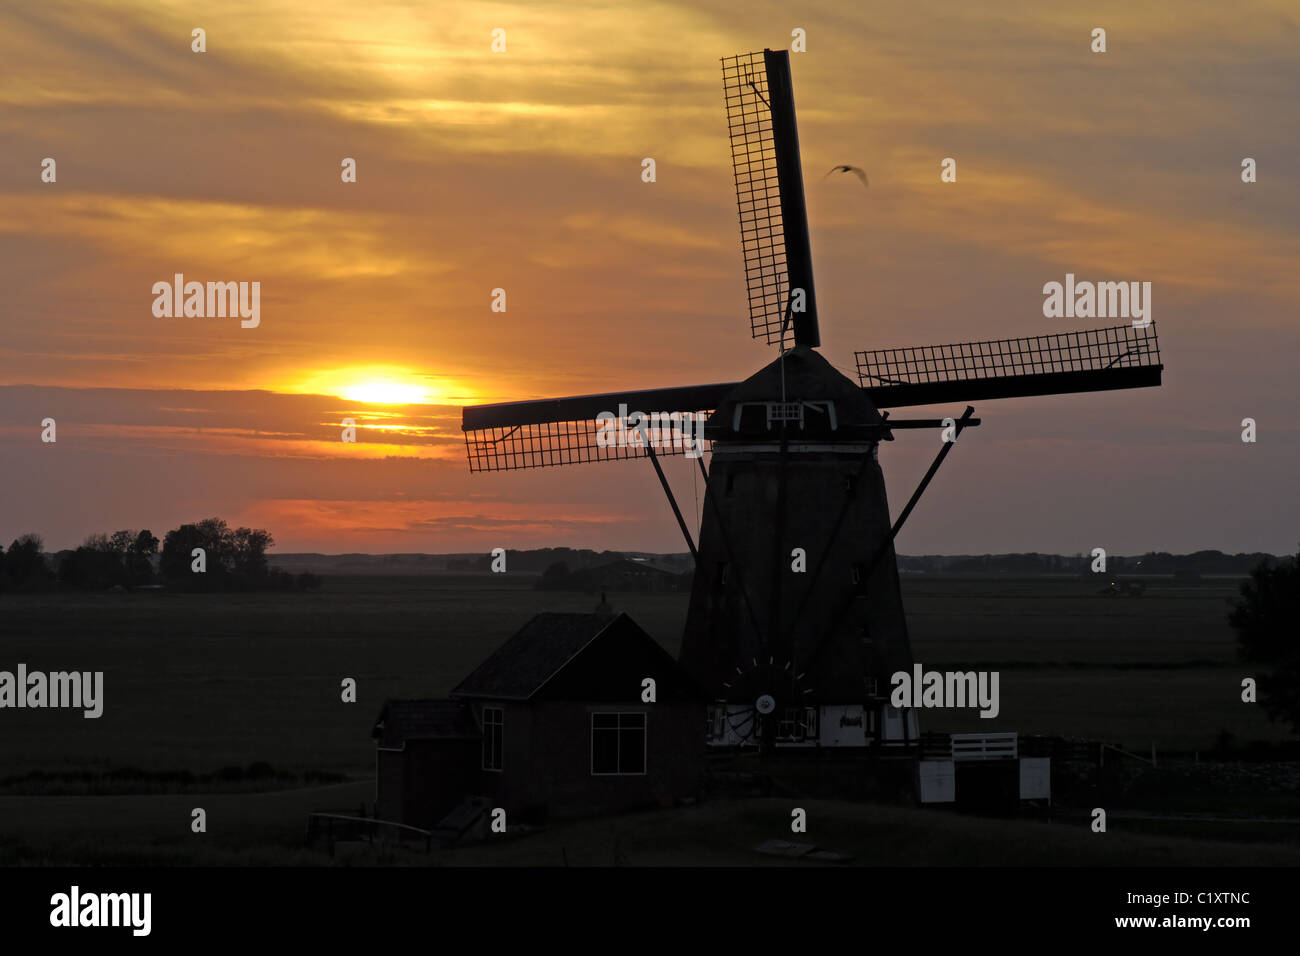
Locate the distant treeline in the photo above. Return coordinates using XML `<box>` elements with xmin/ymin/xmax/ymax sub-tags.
<box><xmin>0</xmin><ymin>519</ymin><xmax>321</xmax><ymax>593</ymax></box>
<box><xmin>897</xmin><ymin>551</ymin><xmax>1284</xmax><ymax>576</ymax></box>
<box><xmin>2</xmin><ymin>535</ymin><xmax>1285</xmax><ymax>593</ymax></box>
<box><xmin>445</xmin><ymin>548</ymin><xmax>693</xmax><ymax>574</ymax></box>
<box><xmin>340</xmin><ymin>548</ymin><xmax>1279</xmax><ymax>577</ymax></box>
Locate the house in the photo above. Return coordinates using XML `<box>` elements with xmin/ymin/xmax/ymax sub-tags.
<box><xmin>373</xmin><ymin>612</ymin><xmax>706</xmax><ymax>828</ymax></box>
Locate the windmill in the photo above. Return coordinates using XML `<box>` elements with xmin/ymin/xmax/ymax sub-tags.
<box><xmin>461</xmin><ymin>49</ymin><xmax>1163</xmax><ymax>754</ymax></box>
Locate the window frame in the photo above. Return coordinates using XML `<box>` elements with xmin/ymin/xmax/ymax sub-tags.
<box><xmin>708</xmin><ymin>705</ymin><xmax>726</xmax><ymax>740</ymax></box>
<box><xmin>590</xmin><ymin>711</ymin><xmax>647</xmax><ymax>776</ymax></box>
<box><xmin>776</xmin><ymin>706</ymin><xmax>818</xmax><ymax>742</ymax></box>
<box><xmin>481</xmin><ymin>705</ymin><xmax>504</xmax><ymax>772</ymax></box>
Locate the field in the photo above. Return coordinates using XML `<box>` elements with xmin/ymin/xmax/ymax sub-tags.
<box><xmin>1</xmin><ymin>572</ymin><xmax>1296</xmax><ymax>865</ymax></box>
<box><xmin>5</xmin><ymin>789</ymin><xmax>1298</xmax><ymax>867</ymax></box>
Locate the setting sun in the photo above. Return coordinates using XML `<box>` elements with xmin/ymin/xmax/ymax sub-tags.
<box><xmin>340</xmin><ymin>380</ymin><xmax>429</xmax><ymax>405</ymax></box>
<box><xmin>287</xmin><ymin>366</ymin><xmax>477</xmax><ymax>406</ymax></box>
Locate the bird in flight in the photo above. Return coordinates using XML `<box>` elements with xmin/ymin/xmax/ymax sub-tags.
<box><xmin>822</xmin><ymin>164</ymin><xmax>869</xmax><ymax>188</ymax></box>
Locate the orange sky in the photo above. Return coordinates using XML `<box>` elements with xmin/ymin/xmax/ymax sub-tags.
<box><xmin>2</xmin><ymin>1</ymin><xmax>1298</xmax><ymax>554</ymax></box>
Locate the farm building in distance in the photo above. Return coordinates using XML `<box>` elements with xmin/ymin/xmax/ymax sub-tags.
<box><xmin>537</xmin><ymin>558</ymin><xmax>689</xmax><ymax>592</ymax></box>
<box><xmin>372</xmin><ymin>612</ymin><xmax>705</xmax><ymax>828</ymax></box>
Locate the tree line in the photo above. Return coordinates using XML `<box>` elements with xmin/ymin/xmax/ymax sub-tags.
<box><xmin>897</xmin><ymin>550</ymin><xmax>1283</xmax><ymax>576</ymax></box>
<box><xmin>0</xmin><ymin>519</ymin><xmax>320</xmax><ymax>592</ymax></box>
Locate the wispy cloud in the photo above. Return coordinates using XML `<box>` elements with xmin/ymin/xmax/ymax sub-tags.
<box><xmin>2</xmin><ymin>1</ymin><xmax>1297</xmax><ymax>554</ymax></box>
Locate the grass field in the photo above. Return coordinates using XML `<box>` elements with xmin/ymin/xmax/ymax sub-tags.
<box><xmin>2</xmin><ymin>787</ymin><xmax>1296</xmax><ymax>866</ymax></box>
<box><xmin>0</xmin><ymin>573</ymin><xmax>1283</xmax><ymax>777</ymax></box>
<box><xmin>0</xmin><ymin>572</ymin><xmax>1294</xmax><ymax>864</ymax></box>
<box><xmin>1</xmin><ymin>574</ymin><xmax>688</xmax><ymax>777</ymax></box>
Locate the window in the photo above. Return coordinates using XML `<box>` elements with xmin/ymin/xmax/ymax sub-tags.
<box><xmin>708</xmin><ymin>706</ymin><xmax>726</xmax><ymax>739</ymax></box>
<box><xmin>482</xmin><ymin>706</ymin><xmax>503</xmax><ymax>771</ymax></box>
<box><xmin>712</xmin><ymin>562</ymin><xmax>728</xmax><ymax>597</ymax></box>
<box><xmin>591</xmin><ymin>712</ymin><xmax>646</xmax><ymax>775</ymax></box>
<box><xmin>776</xmin><ymin>706</ymin><xmax>818</xmax><ymax>741</ymax></box>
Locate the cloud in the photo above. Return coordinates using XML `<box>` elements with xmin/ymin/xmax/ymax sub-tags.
<box><xmin>1</xmin><ymin>1</ymin><xmax>1297</xmax><ymax>554</ymax></box>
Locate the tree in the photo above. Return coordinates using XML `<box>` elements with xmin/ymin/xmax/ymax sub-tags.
<box><xmin>1228</xmin><ymin>548</ymin><xmax>1300</xmax><ymax>732</ymax></box>
<box><xmin>231</xmin><ymin>527</ymin><xmax>274</xmax><ymax>578</ymax></box>
<box><xmin>59</xmin><ymin>529</ymin><xmax>160</xmax><ymax>588</ymax></box>
<box><xmin>161</xmin><ymin>523</ymin><xmax>218</xmax><ymax>585</ymax></box>
<box><xmin>194</xmin><ymin>518</ymin><xmax>236</xmax><ymax>571</ymax></box>
<box><xmin>59</xmin><ymin>535</ymin><xmax>123</xmax><ymax>589</ymax></box>
<box><xmin>5</xmin><ymin>534</ymin><xmax>49</xmax><ymax>589</ymax></box>
<box><xmin>128</xmin><ymin>530</ymin><xmax>159</xmax><ymax>584</ymax></box>
<box><xmin>160</xmin><ymin>518</ymin><xmax>275</xmax><ymax>589</ymax></box>
<box><xmin>108</xmin><ymin>530</ymin><xmax>135</xmax><ymax>555</ymax></box>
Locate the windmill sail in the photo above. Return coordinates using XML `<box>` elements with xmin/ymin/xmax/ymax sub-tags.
<box><xmin>462</xmin><ymin>383</ymin><xmax>734</xmax><ymax>472</ymax></box>
<box><xmin>857</xmin><ymin>322</ymin><xmax>1163</xmax><ymax>408</ymax></box>
<box><xmin>723</xmin><ymin>50</ymin><xmax>819</xmax><ymax>348</ymax></box>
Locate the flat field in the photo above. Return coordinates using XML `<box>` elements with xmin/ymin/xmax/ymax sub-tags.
<box><xmin>0</xmin><ymin>573</ymin><xmax>1281</xmax><ymax>777</ymax></box>
<box><xmin>0</xmin><ymin>573</ymin><xmax>1294</xmax><ymax>865</ymax></box>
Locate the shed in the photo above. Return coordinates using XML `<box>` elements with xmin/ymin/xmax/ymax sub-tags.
<box><xmin>371</xmin><ymin>699</ymin><xmax>480</xmax><ymax>830</ymax></box>
<box><xmin>452</xmin><ymin>612</ymin><xmax>705</xmax><ymax>821</ymax></box>
<box><xmin>373</xmin><ymin>611</ymin><xmax>705</xmax><ymax>828</ymax></box>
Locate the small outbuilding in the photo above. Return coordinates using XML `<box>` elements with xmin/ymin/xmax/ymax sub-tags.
<box><xmin>373</xmin><ymin>612</ymin><xmax>705</xmax><ymax>828</ymax></box>
<box><xmin>372</xmin><ymin>699</ymin><xmax>480</xmax><ymax>829</ymax></box>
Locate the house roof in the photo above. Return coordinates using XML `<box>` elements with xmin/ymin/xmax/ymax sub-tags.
<box><xmin>587</xmin><ymin>559</ymin><xmax>677</xmax><ymax>577</ymax></box>
<box><xmin>372</xmin><ymin>699</ymin><xmax>479</xmax><ymax>746</ymax></box>
<box><xmin>451</xmin><ymin>612</ymin><xmax>621</xmax><ymax>700</ymax></box>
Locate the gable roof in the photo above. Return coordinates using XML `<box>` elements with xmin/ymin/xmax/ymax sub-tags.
<box><xmin>372</xmin><ymin>699</ymin><xmax>479</xmax><ymax>746</ymax></box>
<box><xmin>451</xmin><ymin>612</ymin><xmax>616</xmax><ymax>701</ymax></box>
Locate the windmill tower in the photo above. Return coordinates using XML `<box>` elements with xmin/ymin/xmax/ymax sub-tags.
<box><xmin>461</xmin><ymin>49</ymin><xmax>1163</xmax><ymax>755</ymax></box>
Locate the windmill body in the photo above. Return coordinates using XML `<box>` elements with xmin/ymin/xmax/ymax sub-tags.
<box><xmin>460</xmin><ymin>48</ymin><xmax>1163</xmax><ymax>759</ymax></box>
<box><xmin>680</xmin><ymin>347</ymin><xmax>916</xmax><ymax>749</ymax></box>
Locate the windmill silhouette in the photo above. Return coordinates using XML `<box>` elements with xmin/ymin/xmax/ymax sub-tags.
<box><xmin>462</xmin><ymin>49</ymin><xmax>1163</xmax><ymax>753</ymax></box>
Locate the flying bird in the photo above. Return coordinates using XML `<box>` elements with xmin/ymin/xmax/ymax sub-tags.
<box><xmin>822</xmin><ymin>164</ymin><xmax>869</xmax><ymax>188</ymax></box>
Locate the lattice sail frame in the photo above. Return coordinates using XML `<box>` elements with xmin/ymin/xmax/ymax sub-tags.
<box><xmin>723</xmin><ymin>52</ymin><xmax>788</xmax><ymax>346</ymax></box>
<box><xmin>856</xmin><ymin>323</ymin><xmax>1161</xmax><ymax>389</ymax></box>
<box><xmin>465</xmin><ymin>411</ymin><xmax>714</xmax><ymax>473</ymax></box>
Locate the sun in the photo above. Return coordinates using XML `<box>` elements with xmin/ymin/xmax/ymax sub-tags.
<box><xmin>340</xmin><ymin>380</ymin><xmax>430</xmax><ymax>405</ymax></box>
<box><xmin>287</xmin><ymin>366</ymin><xmax>475</xmax><ymax>405</ymax></box>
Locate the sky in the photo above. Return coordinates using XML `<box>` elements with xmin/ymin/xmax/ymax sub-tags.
<box><xmin>1</xmin><ymin>0</ymin><xmax>1297</xmax><ymax>556</ymax></box>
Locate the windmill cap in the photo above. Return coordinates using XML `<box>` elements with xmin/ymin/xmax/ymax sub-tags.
<box><xmin>706</xmin><ymin>346</ymin><xmax>884</xmax><ymax>441</ymax></box>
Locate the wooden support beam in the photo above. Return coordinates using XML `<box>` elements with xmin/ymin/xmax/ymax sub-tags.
<box><xmin>644</xmin><ymin>443</ymin><xmax>696</xmax><ymax>560</ymax></box>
